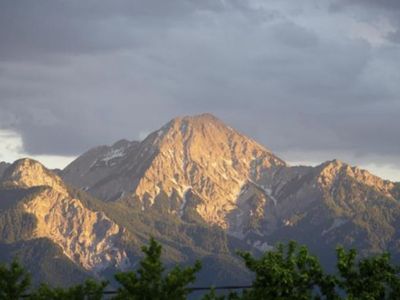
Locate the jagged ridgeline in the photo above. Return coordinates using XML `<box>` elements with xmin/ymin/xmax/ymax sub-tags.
<box><xmin>1</xmin><ymin>113</ymin><xmax>400</xmax><ymax>285</ymax></box>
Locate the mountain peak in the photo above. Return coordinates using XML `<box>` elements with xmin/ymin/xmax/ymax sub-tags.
<box><xmin>151</xmin><ymin>113</ymin><xmax>273</xmax><ymax>153</ymax></box>
<box><xmin>2</xmin><ymin>158</ymin><xmax>67</xmax><ymax>194</ymax></box>
<box><xmin>182</xmin><ymin>113</ymin><xmax>223</xmax><ymax>125</ymax></box>
<box><xmin>158</xmin><ymin>113</ymin><xmax>227</xmax><ymax>138</ymax></box>
<box><xmin>131</xmin><ymin>114</ymin><xmax>286</xmax><ymax>227</ymax></box>
<box><xmin>319</xmin><ymin>159</ymin><xmax>344</xmax><ymax>170</ymax></box>
<box><xmin>316</xmin><ymin>159</ymin><xmax>395</xmax><ymax>196</ymax></box>
<box><xmin>63</xmin><ymin>113</ymin><xmax>286</xmax><ymax>227</ymax></box>
<box><xmin>173</xmin><ymin>113</ymin><xmax>220</xmax><ymax>123</ymax></box>
<box><xmin>148</xmin><ymin>113</ymin><xmax>284</xmax><ymax>165</ymax></box>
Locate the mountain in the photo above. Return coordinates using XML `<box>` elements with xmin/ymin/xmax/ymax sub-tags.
<box><xmin>62</xmin><ymin>114</ymin><xmax>285</xmax><ymax>229</ymax></box>
<box><xmin>62</xmin><ymin>114</ymin><xmax>400</xmax><ymax>263</ymax></box>
<box><xmin>264</xmin><ymin>159</ymin><xmax>400</xmax><ymax>267</ymax></box>
<box><xmin>0</xmin><ymin>159</ymin><xmax>131</xmax><ymax>285</ymax></box>
<box><xmin>0</xmin><ymin>157</ymin><xmax>252</xmax><ymax>286</ymax></box>
<box><xmin>61</xmin><ymin>139</ymin><xmax>140</xmax><ymax>197</ymax></box>
<box><xmin>1</xmin><ymin>113</ymin><xmax>400</xmax><ymax>286</ymax></box>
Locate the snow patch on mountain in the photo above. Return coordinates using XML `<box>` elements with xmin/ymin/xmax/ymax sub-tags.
<box><xmin>179</xmin><ymin>187</ymin><xmax>191</xmax><ymax>217</ymax></box>
<box><xmin>101</xmin><ymin>148</ymin><xmax>126</xmax><ymax>163</ymax></box>
<box><xmin>249</xmin><ymin>180</ymin><xmax>278</xmax><ymax>205</ymax></box>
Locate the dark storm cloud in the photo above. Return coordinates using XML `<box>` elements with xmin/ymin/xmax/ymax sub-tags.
<box><xmin>0</xmin><ymin>0</ymin><xmax>399</xmax><ymax>172</ymax></box>
<box><xmin>0</xmin><ymin>0</ymin><xmax>233</xmax><ymax>61</ymax></box>
<box><xmin>332</xmin><ymin>0</ymin><xmax>400</xmax><ymax>11</ymax></box>
<box><xmin>0</xmin><ymin>0</ymin><xmax>262</xmax><ymax>61</ymax></box>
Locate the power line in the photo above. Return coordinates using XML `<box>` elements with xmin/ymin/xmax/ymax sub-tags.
<box><xmin>21</xmin><ymin>285</ymin><xmax>253</xmax><ymax>298</ymax></box>
<box><xmin>189</xmin><ymin>285</ymin><xmax>252</xmax><ymax>292</ymax></box>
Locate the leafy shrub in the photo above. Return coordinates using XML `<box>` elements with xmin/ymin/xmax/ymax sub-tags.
<box><xmin>337</xmin><ymin>247</ymin><xmax>400</xmax><ymax>299</ymax></box>
<box><xmin>230</xmin><ymin>241</ymin><xmax>337</xmax><ymax>299</ymax></box>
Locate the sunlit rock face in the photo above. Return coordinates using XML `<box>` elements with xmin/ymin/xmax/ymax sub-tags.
<box><xmin>2</xmin><ymin>159</ymin><xmax>130</xmax><ymax>272</ymax></box>
<box><xmin>315</xmin><ymin>159</ymin><xmax>397</xmax><ymax>199</ymax></box>
<box><xmin>2</xmin><ymin>114</ymin><xmax>400</xmax><ymax>286</ymax></box>
<box><xmin>2</xmin><ymin>158</ymin><xmax>67</xmax><ymax>194</ymax></box>
<box><xmin>60</xmin><ymin>113</ymin><xmax>400</xmax><ymax>258</ymax></box>
<box><xmin>63</xmin><ymin>114</ymin><xmax>286</xmax><ymax>228</ymax></box>
<box><xmin>23</xmin><ymin>188</ymin><xmax>129</xmax><ymax>272</ymax></box>
<box><xmin>134</xmin><ymin>114</ymin><xmax>287</xmax><ymax>228</ymax></box>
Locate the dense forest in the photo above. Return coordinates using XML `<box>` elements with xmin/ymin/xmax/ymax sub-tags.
<box><xmin>1</xmin><ymin>238</ymin><xmax>400</xmax><ymax>299</ymax></box>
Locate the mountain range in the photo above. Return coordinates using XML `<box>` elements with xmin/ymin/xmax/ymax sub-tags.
<box><xmin>1</xmin><ymin>113</ymin><xmax>399</xmax><ymax>285</ymax></box>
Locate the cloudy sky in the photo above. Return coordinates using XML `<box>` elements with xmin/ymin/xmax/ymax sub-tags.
<box><xmin>0</xmin><ymin>0</ymin><xmax>399</xmax><ymax>180</ymax></box>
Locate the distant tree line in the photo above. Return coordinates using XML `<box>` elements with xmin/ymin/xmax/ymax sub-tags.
<box><xmin>1</xmin><ymin>238</ymin><xmax>400</xmax><ymax>299</ymax></box>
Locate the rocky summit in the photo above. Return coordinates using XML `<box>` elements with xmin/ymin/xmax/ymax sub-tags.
<box><xmin>1</xmin><ymin>113</ymin><xmax>400</xmax><ymax>285</ymax></box>
<box><xmin>63</xmin><ymin>113</ymin><xmax>285</xmax><ymax>229</ymax></box>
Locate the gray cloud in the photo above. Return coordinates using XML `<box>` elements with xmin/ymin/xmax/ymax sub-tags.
<box><xmin>0</xmin><ymin>0</ymin><xmax>399</xmax><ymax>174</ymax></box>
<box><xmin>388</xmin><ymin>30</ymin><xmax>400</xmax><ymax>43</ymax></box>
<box><xmin>332</xmin><ymin>0</ymin><xmax>400</xmax><ymax>11</ymax></box>
<box><xmin>0</xmin><ymin>0</ymin><xmax>239</xmax><ymax>61</ymax></box>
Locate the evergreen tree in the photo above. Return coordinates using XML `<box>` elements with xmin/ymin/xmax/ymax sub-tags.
<box><xmin>28</xmin><ymin>278</ymin><xmax>107</xmax><ymax>300</ymax></box>
<box><xmin>0</xmin><ymin>259</ymin><xmax>31</xmax><ymax>300</ymax></box>
<box><xmin>3</xmin><ymin>239</ymin><xmax>400</xmax><ymax>299</ymax></box>
<box><xmin>114</xmin><ymin>237</ymin><xmax>201</xmax><ymax>300</ymax></box>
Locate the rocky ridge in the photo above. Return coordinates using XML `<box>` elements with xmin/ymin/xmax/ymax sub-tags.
<box><xmin>61</xmin><ymin>114</ymin><xmax>400</xmax><ymax>258</ymax></box>
<box><xmin>1</xmin><ymin>113</ymin><xmax>400</xmax><ymax>285</ymax></box>
<box><xmin>63</xmin><ymin>114</ymin><xmax>286</xmax><ymax>228</ymax></box>
<box><xmin>1</xmin><ymin>159</ymin><xmax>130</xmax><ymax>272</ymax></box>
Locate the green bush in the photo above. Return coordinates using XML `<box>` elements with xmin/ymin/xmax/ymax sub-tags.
<box><xmin>228</xmin><ymin>241</ymin><xmax>337</xmax><ymax>300</ymax></box>
<box><xmin>336</xmin><ymin>247</ymin><xmax>400</xmax><ymax>299</ymax></box>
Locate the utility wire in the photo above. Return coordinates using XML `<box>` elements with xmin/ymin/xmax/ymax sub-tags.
<box><xmin>21</xmin><ymin>285</ymin><xmax>253</xmax><ymax>298</ymax></box>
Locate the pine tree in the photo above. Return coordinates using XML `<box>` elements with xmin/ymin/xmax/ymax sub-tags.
<box><xmin>29</xmin><ymin>278</ymin><xmax>107</xmax><ymax>300</ymax></box>
<box><xmin>0</xmin><ymin>259</ymin><xmax>31</xmax><ymax>300</ymax></box>
<box><xmin>114</xmin><ymin>237</ymin><xmax>201</xmax><ymax>300</ymax></box>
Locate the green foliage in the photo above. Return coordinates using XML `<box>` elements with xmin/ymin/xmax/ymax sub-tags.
<box><xmin>29</xmin><ymin>279</ymin><xmax>107</xmax><ymax>300</ymax></box>
<box><xmin>201</xmin><ymin>288</ymin><xmax>225</xmax><ymax>300</ymax></box>
<box><xmin>114</xmin><ymin>237</ymin><xmax>201</xmax><ymax>300</ymax></box>
<box><xmin>3</xmin><ymin>239</ymin><xmax>400</xmax><ymax>299</ymax></box>
<box><xmin>233</xmin><ymin>241</ymin><xmax>337</xmax><ymax>300</ymax></box>
<box><xmin>336</xmin><ymin>247</ymin><xmax>400</xmax><ymax>299</ymax></box>
<box><xmin>0</xmin><ymin>259</ymin><xmax>106</xmax><ymax>300</ymax></box>
<box><xmin>0</xmin><ymin>259</ymin><xmax>31</xmax><ymax>300</ymax></box>
<box><xmin>201</xmin><ymin>288</ymin><xmax>242</xmax><ymax>300</ymax></box>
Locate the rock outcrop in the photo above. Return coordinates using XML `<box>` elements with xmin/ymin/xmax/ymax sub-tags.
<box><xmin>61</xmin><ymin>114</ymin><xmax>400</xmax><ymax>252</ymax></box>
<box><xmin>1</xmin><ymin>159</ymin><xmax>130</xmax><ymax>272</ymax></box>
<box><xmin>63</xmin><ymin>114</ymin><xmax>286</xmax><ymax>228</ymax></box>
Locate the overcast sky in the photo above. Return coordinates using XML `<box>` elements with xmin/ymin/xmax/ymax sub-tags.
<box><xmin>0</xmin><ymin>0</ymin><xmax>399</xmax><ymax>180</ymax></box>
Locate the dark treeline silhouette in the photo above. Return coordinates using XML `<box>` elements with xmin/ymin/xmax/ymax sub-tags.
<box><xmin>1</xmin><ymin>238</ymin><xmax>400</xmax><ymax>299</ymax></box>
